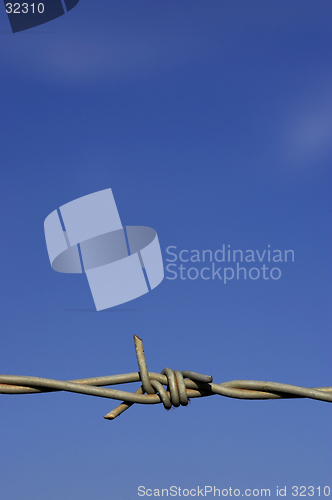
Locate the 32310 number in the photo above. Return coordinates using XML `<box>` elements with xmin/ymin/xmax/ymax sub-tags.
<box><xmin>5</xmin><ymin>3</ymin><xmax>45</xmax><ymax>14</ymax></box>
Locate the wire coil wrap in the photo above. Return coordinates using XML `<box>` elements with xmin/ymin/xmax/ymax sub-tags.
<box><xmin>1</xmin><ymin>335</ymin><xmax>331</xmax><ymax>420</ymax></box>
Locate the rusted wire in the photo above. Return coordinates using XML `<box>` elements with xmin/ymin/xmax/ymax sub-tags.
<box><xmin>1</xmin><ymin>335</ymin><xmax>331</xmax><ymax>420</ymax></box>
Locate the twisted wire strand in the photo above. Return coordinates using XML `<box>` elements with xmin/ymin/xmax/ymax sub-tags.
<box><xmin>0</xmin><ymin>335</ymin><xmax>331</xmax><ymax>421</ymax></box>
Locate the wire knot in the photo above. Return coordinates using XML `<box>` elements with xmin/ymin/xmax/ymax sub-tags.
<box><xmin>153</xmin><ymin>368</ymin><xmax>189</xmax><ymax>409</ymax></box>
<box><xmin>133</xmin><ymin>334</ymin><xmax>213</xmax><ymax>411</ymax></box>
<box><xmin>134</xmin><ymin>334</ymin><xmax>189</xmax><ymax>409</ymax></box>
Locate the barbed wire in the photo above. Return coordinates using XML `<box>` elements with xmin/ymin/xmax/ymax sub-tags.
<box><xmin>1</xmin><ymin>335</ymin><xmax>331</xmax><ymax>420</ymax></box>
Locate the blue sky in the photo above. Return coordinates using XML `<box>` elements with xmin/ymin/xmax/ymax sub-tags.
<box><xmin>0</xmin><ymin>1</ymin><xmax>331</xmax><ymax>499</ymax></box>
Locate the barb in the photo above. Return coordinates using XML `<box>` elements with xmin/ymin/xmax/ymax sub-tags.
<box><xmin>1</xmin><ymin>335</ymin><xmax>331</xmax><ymax>420</ymax></box>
